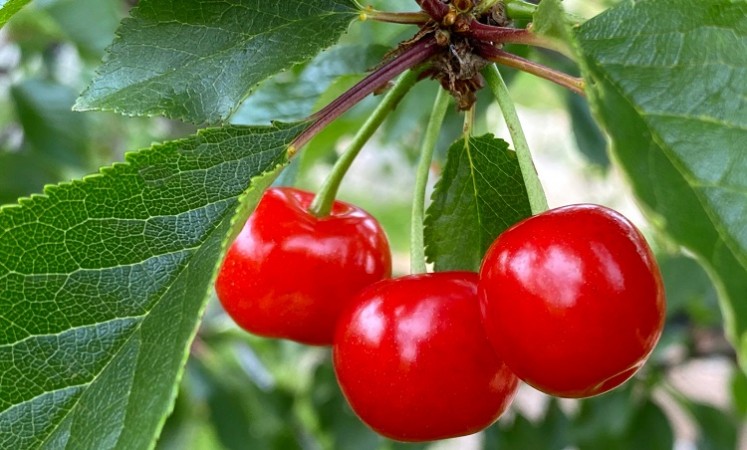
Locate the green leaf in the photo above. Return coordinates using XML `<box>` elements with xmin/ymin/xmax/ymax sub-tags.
<box><xmin>659</xmin><ymin>252</ymin><xmax>720</xmax><ymax>325</ymax></box>
<box><xmin>567</xmin><ymin>383</ymin><xmax>674</xmax><ymax>450</ymax></box>
<box><xmin>2</xmin><ymin>77</ymin><xmax>89</xmax><ymax>205</ymax></box>
<box><xmin>572</xmin><ymin>387</ymin><xmax>634</xmax><ymax>448</ymax></box>
<box><xmin>0</xmin><ymin>150</ymin><xmax>61</xmax><ymax>205</ymax></box>
<box><xmin>75</xmin><ymin>0</ymin><xmax>359</xmax><ymax>124</ymax></box>
<box><xmin>691</xmin><ymin>403</ymin><xmax>739</xmax><ymax>450</ymax></box>
<box><xmin>196</xmin><ymin>352</ymin><xmax>298</xmax><ymax>450</ymax></box>
<box><xmin>424</xmin><ymin>134</ymin><xmax>532</xmax><ymax>272</ymax></box>
<box><xmin>577</xmin><ymin>0</ymin><xmax>747</xmax><ymax>373</ymax></box>
<box><xmin>388</xmin><ymin>441</ymin><xmax>430</xmax><ymax>450</ymax></box>
<box><xmin>11</xmin><ymin>78</ymin><xmax>90</xmax><ymax>169</ymax></box>
<box><xmin>485</xmin><ymin>399</ymin><xmax>571</xmax><ymax>450</ymax></box>
<box><xmin>531</xmin><ymin>0</ymin><xmax>577</xmax><ymax>57</ymax></box>
<box><xmin>567</xmin><ymin>91</ymin><xmax>609</xmax><ymax>169</ymax></box>
<box><xmin>312</xmin><ymin>359</ymin><xmax>383</xmax><ymax>450</ymax></box>
<box><xmin>232</xmin><ymin>44</ymin><xmax>389</xmax><ymax>125</ymax></box>
<box><xmin>624</xmin><ymin>400</ymin><xmax>674</xmax><ymax>450</ymax></box>
<box><xmin>0</xmin><ymin>0</ymin><xmax>31</xmax><ymax>28</ymax></box>
<box><xmin>42</xmin><ymin>0</ymin><xmax>123</xmax><ymax>59</ymax></box>
<box><xmin>732</xmin><ymin>369</ymin><xmax>747</xmax><ymax>419</ymax></box>
<box><xmin>0</xmin><ymin>123</ymin><xmax>304</xmax><ymax>449</ymax></box>
<box><xmin>532</xmin><ymin>0</ymin><xmax>571</xmax><ymax>42</ymax></box>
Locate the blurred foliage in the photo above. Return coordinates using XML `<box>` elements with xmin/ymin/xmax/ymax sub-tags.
<box><xmin>0</xmin><ymin>0</ymin><xmax>744</xmax><ymax>448</ymax></box>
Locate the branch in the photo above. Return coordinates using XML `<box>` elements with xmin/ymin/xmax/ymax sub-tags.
<box><xmin>291</xmin><ymin>38</ymin><xmax>440</xmax><ymax>151</ymax></box>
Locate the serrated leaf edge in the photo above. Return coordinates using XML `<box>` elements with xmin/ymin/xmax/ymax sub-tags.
<box><xmin>73</xmin><ymin>4</ymin><xmax>359</xmax><ymax>125</ymax></box>
<box><xmin>0</xmin><ymin>123</ymin><xmax>296</xmax><ymax>448</ymax></box>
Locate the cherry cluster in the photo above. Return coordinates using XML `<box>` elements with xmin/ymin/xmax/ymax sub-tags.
<box><xmin>215</xmin><ymin>187</ymin><xmax>666</xmax><ymax>442</ymax></box>
<box><xmin>291</xmin><ymin>0</ymin><xmax>584</xmax><ymax>152</ymax></box>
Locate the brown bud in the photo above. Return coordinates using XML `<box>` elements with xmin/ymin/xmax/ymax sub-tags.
<box><xmin>453</xmin><ymin>14</ymin><xmax>471</xmax><ymax>33</ymax></box>
<box><xmin>435</xmin><ymin>29</ymin><xmax>451</xmax><ymax>47</ymax></box>
<box><xmin>442</xmin><ymin>11</ymin><xmax>457</xmax><ymax>27</ymax></box>
<box><xmin>453</xmin><ymin>0</ymin><xmax>473</xmax><ymax>12</ymax></box>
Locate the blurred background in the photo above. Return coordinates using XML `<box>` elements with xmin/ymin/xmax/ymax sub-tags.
<box><xmin>1</xmin><ymin>0</ymin><xmax>744</xmax><ymax>448</ymax></box>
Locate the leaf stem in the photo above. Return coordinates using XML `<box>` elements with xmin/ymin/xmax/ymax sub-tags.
<box><xmin>482</xmin><ymin>64</ymin><xmax>548</xmax><ymax>214</ymax></box>
<box><xmin>308</xmin><ymin>70</ymin><xmax>420</xmax><ymax>217</ymax></box>
<box><xmin>410</xmin><ymin>87</ymin><xmax>451</xmax><ymax>274</ymax></box>
<box><xmin>291</xmin><ymin>38</ymin><xmax>439</xmax><ymax>152</ymax></box>
<box><xmin>463</xmin><ymin>103</ymin><xmax>475</xmax><ymax>138</ymax></box>
<box><xmin>477</xmin><ymin>43</ymin><xmax>585</xmax><ymax>96</ymax></box>
<box><xmin>466</xmin><ymin>21</ymin><xmax>573</xmax><ymax>58</ymax></box>
<box><xmin>362</xmin><ymin>9</ymin><xmax>430</xmax><ymax>25</ymax></box>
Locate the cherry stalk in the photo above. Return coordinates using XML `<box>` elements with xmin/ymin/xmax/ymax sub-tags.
<box><xmin>291</xmin><ymin>1</ymin><xmax>586</xmax><ymax>152</ymax></box>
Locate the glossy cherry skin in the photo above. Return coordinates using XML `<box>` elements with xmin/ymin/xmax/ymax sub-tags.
<box><xmin>479</xmin><ymin>204</ymin><xmax>665</xmax><ymax>398</ymax></box>
<box><xmin>215</xmin><ymin>187</ymin><xmax>391</xmax><ymax>345</ymax></box>
<box><xmin>333</xmin><ymin>272</ymin><xmax>519</xmax><ymax>442</ymax></box>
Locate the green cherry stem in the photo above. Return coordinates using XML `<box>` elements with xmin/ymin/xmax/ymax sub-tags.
<box><xmin>482</xmin><ymin>64</ymin><xmax>549</xmax><ymax>214</ymax></box>
<box><xmin>362</xmin><ymin>9</ymin><xmax>430</xmax><ymax>25</ymax></box>
<box><xmin>308</xmin><ymin>70</ymin><xmax>420</xmax><ymax>218</ymax></box>
<box><xmin>410</xmin><ymin>87</ymin><xmax>450</xmax><ymax>274</ymax></box>
<box><xmin>505</xmin><ymin>0</ymin><xmax>538</xmax><ymax>20</ymax></box>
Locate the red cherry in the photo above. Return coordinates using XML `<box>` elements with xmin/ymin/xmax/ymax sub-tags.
<box><xmin>479</xmin><ymin>204</ymin><xmax>665</xmax><ymax>398</ymax></box>
<box><xmin>215</xmin><ymin>187</ymin><xmax>391</xmax><ymax>345</ymax></box>
<box><xmin>333</xmin><ymin>272</ymin><xmax>519</xmax><ymax>442</ymax></box>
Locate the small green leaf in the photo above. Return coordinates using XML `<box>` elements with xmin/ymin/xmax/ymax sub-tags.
<box><xmin>577</xmin><ymin>0</ymin><xmax>747</xmax><ymax>374</ymax></box>
<box><xmin>532</xmin><ymin>0</ymin><xmax>571</xmax><ymax>41</ymax></box>
<box><xmin>531</xmin><ymin>0</ymin><xmax>577</xmax><ymax>57</ymax></box>
<box><xmin>424</xmin><ymin>134</ymin><xmax>532</xmax><ymax>272</ymax></box>
<box><xmin>732</xmin><ymin>369</ymin><xmax>747</xmax><ymax>418</ymax></box>
<box><xmin>659</xmin><ymin>252</ymin><xmax>720</xmax><ymax>325</ymax></box>
<box><xmin>573</xmin><ymin>396</ymin><xmax>674</xmax><ymax>450</ymax></box>
<box><xmin>572</xmin><ymin>387</ymin><xmax>634</xmax><ymax>447</ymax></box>
<box><xmin>0</xmin><ymin>150</ymin><xmax>61</xmax><ymax>205</ymax></box>
<box><xmin>196</xmin><ymin>356</ymin><xmax>297</xmax><ymax>450</ymax></box>
<box><xmin>75</xmin><ymin>0</ymin><xmax>359</xmax><ymax>124</ymax></box>
<box><xmin>0</xmin><ymin>123</ymin><xmax>305</xmax><ymax>449</ymax></box>
<box><xmin>1</xmin><ymin>77</ymin><xmax>92</xmax><ymax>204</ymax></box>
<box><xmin>625</xmin><ymin>400</ymin><xmax>674</xmax><ymax>450</ymax></box>
<box><xmin>567</xmin><ymin>91</ymin><xmax>609</xmax><ymax>168</ymax></box>
<box><xmin>485</xmin><ymin>399</ymin><xmax>570</xmax><ymax>450</ymax></box>
<box><xmin>42</xmin><ymin>0</ymin><xmax>123</xmax><ymax>59</ymax></box>
<box><xmin>11</xmin><ymin>78</ymin><xmax>90</xmax><ymax>169</ymax></box>
<box><xmin>691</xmin><ymin>403</ymin><xmax>739</xmax><ymax>450</ymax></box>
<box><xmin>0</xmin><ymin>0</ymin><xmax>31</xmax><ymax>28</ymax></box>
<box><xmin>312</xmin><ymin>359</ymin><xmax>382</xmax><ymax>450</ymax></box>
